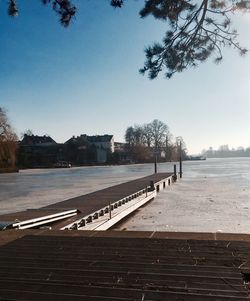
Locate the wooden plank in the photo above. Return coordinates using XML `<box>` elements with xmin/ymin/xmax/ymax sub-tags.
<box><xmin>0</xmin><ymin>271</ymin><xmax>246</xmax><ymax>292</ymax></box>
<box><xmin>0</xmin><ymin>280</ymin><xmax>249</xmax><ymax>300</ymax></box>
<box><xmin>0</xmin><ymin>235</ymin><xmax>250</xmax><ymax>300</ymax></box>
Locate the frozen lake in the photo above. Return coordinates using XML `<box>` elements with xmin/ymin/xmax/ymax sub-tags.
<box><xmin>1</xmin><ymin>158</ymin><xmax>250</xmax><ymax>234</ymax></box>
<box><xmin>114</xmin><ymin>157</ymin><xmax>250</xmax><ymax>233</ymax></box>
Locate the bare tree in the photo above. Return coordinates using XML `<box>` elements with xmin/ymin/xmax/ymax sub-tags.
<box><xmin>125</xmin><ymin>126</ymin><xmax>136</xmax><ymax>148</ymax></box>
<box><xmin>125</xmin><ymin>119</ymin><xmax>172</xmax><ymax>151</ymax></box>
<box><xmin>0</xmin><ymin>108</ymin><xmax>18</xmax><ymax>169</ymax></box>
<box><xmin>149</xmin><ymin>119</ymin><xmax>170</xmax><ymax>151</ymax></box>
<box><xmin>133</xmin><ymin>125</ymin><xmax>145</xmax><ymax>145</ymax></box>
<box><xmin>142</xmin><ymin>123</ymin><xmax>153</xmax><ymax>147</ymax></box>
<box><xmin>125</xmin><ymin>124</ymin><xmax>152</xmax><ymax>162</ymax></box>
<box><xmin>175</xmin><ymin>136</ymin><xmax>187</xmax><ymax>159</ymax></box>
<box><xmin>125</xmin><ymin>125</ymin><xmax>145</xmax><ymax>147</ymax></box>
<box><xmin>164</xmin><ymin>132</ymin><xmax>174</xmax><ymax>161</ymax></box>
<box><xmin>125</xmin><ymin>120</ymin><xmax>187</xmax><ymax>162</ymax></box>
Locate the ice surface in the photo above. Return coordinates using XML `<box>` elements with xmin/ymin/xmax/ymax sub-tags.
<box><xmin>114</xmin><ymin>158</ymin><xmax>250</xmax><ymax>233</ymax></box>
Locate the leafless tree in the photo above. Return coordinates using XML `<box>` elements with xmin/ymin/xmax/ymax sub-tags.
<box><xmin>125</xmin><ymin>126</ymin><xmax>136</xmax><ymax>148</ymax></box>
<box><xmin>142</xmin><ymin>123</ymin><xmax>153</xmax><ymax>148</ymax></box>
<box><xmin>0</xmin><ymin>108</ymin><xmax>18</xmax><ymax>169</ymax></box>
<box><xmin>149</xmin><ymin>119</ymin><xmax>170</xmax><ymax>151</ymax></box>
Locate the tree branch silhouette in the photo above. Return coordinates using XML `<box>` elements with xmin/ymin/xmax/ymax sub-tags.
<box><xmin>6</xmin><ymin>0</ymin><xmax>250</xmax><ymax>78</ymax></box>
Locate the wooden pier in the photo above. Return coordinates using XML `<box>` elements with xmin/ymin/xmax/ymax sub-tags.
<box><xmin>0</xmin><ymin>172</ymin><xmax>173</xmax><ymax>231</ymax></box>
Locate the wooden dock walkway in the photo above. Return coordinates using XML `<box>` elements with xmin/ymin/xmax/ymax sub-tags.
<box><xmin>0</xmin><ymin>173</ymin><xmax>173</xmax><ymax>231</ymax></box>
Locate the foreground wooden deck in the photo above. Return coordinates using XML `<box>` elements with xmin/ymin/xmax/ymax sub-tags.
<box><xmin>1</xmin><ymin>230</ymin><xmax>250</xmax><ymax>300</ymax></box>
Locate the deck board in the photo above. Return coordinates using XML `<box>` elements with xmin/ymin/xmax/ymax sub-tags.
<box><xmin>0</xmin><ymin>234</ymin><xmax>250</xmax><ymax>300</ymax></box>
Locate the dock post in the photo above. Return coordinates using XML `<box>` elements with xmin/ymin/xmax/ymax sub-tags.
<box><xmin>149</xmin><ymin>180</ymin><xmax>155</xmax><ymax>191</ymax></box>
<box><xmin>154</xmin><ymin>155</ymin><xmax>157</xmax><ymax>174</ymax></box>
<box><xmin>179</xmin><ymin>157</ymin><xmax>183</xmax><ymax>178</ymax></box>
<box><xmin>173</xmin><ymin>164</ymin><xmax>177</xmax><ymax>182</ymax></box>
<box><xmin>109</xmin><ymin>202</ymin><xmax>112</xmax><ymax>220</ymax></box>
<box><xmin>179</xmin><ymin>141</ymin><xmax>183</xmax><ymax>178</ymax></box>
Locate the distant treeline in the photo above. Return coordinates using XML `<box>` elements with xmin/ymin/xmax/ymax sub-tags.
<box><xmin>125</xmin><ymin>119</ymin><xmax>188</xmax><ymax>163</ymax></box>
<box><xmin>204</xmin><ymin>145</ymin><xmax>250</xmax><ymax>158</ymax></box>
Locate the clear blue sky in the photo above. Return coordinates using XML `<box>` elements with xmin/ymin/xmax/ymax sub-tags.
<box><xmin>0</xmin><ymin>1</ymin><xmax>250</xmax><ymax>154</ymax></box>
